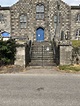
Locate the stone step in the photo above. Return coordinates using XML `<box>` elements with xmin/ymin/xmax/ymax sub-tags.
<box><xmin>32</xmin><ymin>52</ymin><xmax>53</xmax><ymax>56</ymax></box>
<box><xmin>32</xmin><ymin>55</ymin><xmax>53</xmax><ymax>58</ymax></box>
<box><xmin>31</xmin><ymin>53</ymin><xmax>53</xmax><ymax>59</ymax></box>
<box><xmin>31</xmin><ymin>47</ymin><xmax>52</xmax><ymax>51</ymax></box>
<box><xmin>31</xmin><ymin>51</ymin><xmax>53</xmax><ymax>55</ymax></box>
<box><xmin>31</xmin><ymin>59</ymin><xmax>54</xmax><ymax>62</ymax></box>
<box><xmin>30</xmin><ymin>41</ymin><xmax>55</xmax><ymax>66</ymax></box>
<box><xmin>29</xmin><ymin>60</ymin><xmax>54</xmax><ymax>66</ymax></box>
<box><xmin>32</xmin><ymin>41</ymin><xmax>52</xmax><ymax>46</ymax></box>
<box><xmin>31</xmin><ymin>58</ymin><xmax>53</xmax><ymax>60</ymax></box>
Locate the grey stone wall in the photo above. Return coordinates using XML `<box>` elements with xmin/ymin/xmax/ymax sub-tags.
<box><xmin>71</xmin><ymin>9</ymin><xmax>80</xmax><ymax>40</ymax></box>
<box><xmin>11</xmin><ymin>0</ymin><xmax>34</xmax><ymax>41</ymax></box>
<box><xmin>14</xmin><ymin>44</ymin><xmax>26</xmax><ymax>67</ymax></box>
<box><xmin>10</xmin><ymin>0</ymin><xmax>71</xmax><ymax>41</ymax></box>
<box><xmin>0</xmin><ymin>10</ymin><xmax>11</xmax><ymax>34</ymax></box>
<box><xmin>59</xmin><ymin>45</ymin><xmax>73</xmax><ymax>65</ymax></box>
<box><xmin>49</xmin><ymin>0</ymin><xmax>71</xmax><ymax>40</ymax></box>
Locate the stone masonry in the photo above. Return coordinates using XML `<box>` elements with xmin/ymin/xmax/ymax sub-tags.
<box><xmin>0</xmin><ymin>0</ymin><xmax>79</xmax><ymax>41</ymax></box>
<box><xmin>59</xmin><ymin>45</ymin><xmax>73</xmax><ymax>65</ymax></box>
<box><xmin>0</xmin><ymin>7</ymin><xmax>10</xmax><ymax>34</ymax></box>
<box><xmin>71</xmin><ymin>6</ymin><xmax>80</xmax><ymax>40</ymax></box>
<box><xmin>15</xmin><ymin>44</ymin><xmax>26</xmax><ymax>67</ymax></box>
<box><xmin>10</xmin><ymin>0</ymin><xmax>71</xmax><ymax>41</ymax></box>
<box><xmin>0</xmin><ymin>0</ymin><xmax>80</xmax><ymax>67</ymax></box>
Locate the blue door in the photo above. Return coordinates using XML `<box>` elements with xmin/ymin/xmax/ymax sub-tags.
<box><xmin>36</xmin><ymin>28</ymin><xmax>44</xmax><ymax>42</ymax></box>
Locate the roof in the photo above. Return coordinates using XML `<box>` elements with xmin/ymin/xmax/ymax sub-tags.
<box><xmin>0</xmin><ymin>6</ymin><xmax>10</xmax><ymax>10</ymax></box>
<box><xmin>71</xmin><ymin>5</ymin><xmax>80</xmax><ymax>9</ymax></box>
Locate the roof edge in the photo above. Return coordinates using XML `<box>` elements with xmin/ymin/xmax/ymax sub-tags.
<box><xmin>0</xmin><ymin>6</ymin><xmax>10</xmax><ymax>10</ymax></box>
<box><xmin>71</xmin><ymin>5</ymin><xmax>80</xmax><ymax>9</ymax></box>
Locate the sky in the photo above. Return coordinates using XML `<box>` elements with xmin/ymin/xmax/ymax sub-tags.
<box><xmin>0</xmin><ymin>0</ymin><xmax>80</xmax><ymax>6</ymax></box>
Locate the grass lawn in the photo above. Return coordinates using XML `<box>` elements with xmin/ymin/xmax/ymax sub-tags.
<box><xmin>59</xmin><ymin>65</ymin><xmax>80</xmax><ymax>73</ymax></box>
<box><xmin>71</xmin><ymin>40</ymin><xmax>80</xmax><ymax>47</ymax></box>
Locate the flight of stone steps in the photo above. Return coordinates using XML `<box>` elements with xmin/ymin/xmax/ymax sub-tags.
<box><xmin>29</xmin><ymin>41</ymin><xmax>55</xmax><ymax>66</ymax></box>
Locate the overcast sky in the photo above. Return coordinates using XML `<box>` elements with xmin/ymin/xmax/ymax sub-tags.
<box><xmin>0</xmin><ymin>0</ymin><xmax>80</xmax><ymax>6</ymax></box>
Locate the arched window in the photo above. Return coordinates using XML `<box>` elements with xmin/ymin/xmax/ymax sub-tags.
<box><xmin>20</xmin><ymin>14</ymin><xmax>27</xmax><ymax>28</ymax></box>
<box><xmin>76</xmin><ymin>13</ymin><xmax>80</xmax><ymax>22</ymax></box>
<box><xmin>36</xmin><ymin>4</ymin><xmax>44</xmax><ymax>20</ymax></box>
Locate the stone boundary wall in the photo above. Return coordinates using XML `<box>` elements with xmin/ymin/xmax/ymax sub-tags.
<box><xmin>14</xmin><ymin>44</ymin><xmax>26</xmax><ymax>67</ymax></box>
<box><xmin>59</xmin><ymin>45</ymin><xmax>73</xmax><ymax>65</ymax></box>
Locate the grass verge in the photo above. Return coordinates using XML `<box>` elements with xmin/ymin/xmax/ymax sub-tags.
<box><xmin>71</xmin><ymin>40</ymin><xmax>80</xmax><ymax>47</ymax></box>
<box><xmin>59</xmin><ymin>65</ymin><xmax>80</xmax><ymax>73</ymax></box>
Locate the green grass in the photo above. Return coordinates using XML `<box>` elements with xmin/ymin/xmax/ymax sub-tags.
<box><xmin>71</xmin><ymin>40</ymin><xmax>80</xmax><ymax>47</ymax></box>
<box><xmin>59</xmin><ymin>65</ymin><xmax>80</xmax><ymax>72</ymax></box>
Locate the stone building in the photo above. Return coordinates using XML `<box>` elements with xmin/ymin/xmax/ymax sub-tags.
<box><xmin>71</xmin><ymin>6</ymin><xmax>80</xmax><ymax>40</ymax></box>
<box><xmin>0</xmin><ymin>6</ymin><xmax>10</xmax><ymax>36</ymax></box>
<box><xmin>0</xmin><ymin>0</ymin><xmax>79</xmax><ymax>41</ymax></box>
<box><xmin>0</xmin><ymin>0</ymin><xmax>80</xmax><ymax>66</ymax></box>
<box><xmin>10</xmin><ymin>0</ymin><xmax>71</xmax><ymax>41</ymax></box>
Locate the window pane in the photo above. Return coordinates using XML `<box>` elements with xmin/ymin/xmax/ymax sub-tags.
<box><xmin>54</xmin><ymin>23</ymin><xmax>57</xmax><ymax>29</ymax></box>
<box><xmin>79</xmin><ymin>14</ymin><xmax>80</xmax><ymax>21</ymax></box>
<box><xmin>0</xmin><ymin>14</ymin><xmax>4</xmax><ymax>21</ymax></box>
<box><xmin>20</xmin><ymin>15</ymin><xmax>27</xmax><ymax>22</ymax></box>
<box><xmin>36</xmin><ymin>5</ymin><xmax>40</xmax><ymax>12</ymax></box>
<box><xmin>40</xmin><ymin>5</ymin><xmax>44</xmax><ymax>12</ymax></box>
<box><xmin>20</xmin><ymin>23</ymin><xmax>26</xmax><ymax>28</ymax></box>
<box><xmin>54</xmin><ymin>15</ymin><xmax>57</xmax><ymax>23</ymax></box>
<box><xmin>36</xmin><ymin>4</ymin><xmax>44</xmax><ymax>20</ymax></box>
<box><xmin>79</xmin><ymin>30</ymin><xmax>80</xmax><ymax>36</ymax></box>
<box><xmin>77</xmin><ymin>14</ymin><xmax>80</xmax><ymax>21</ymax></box>
<box><xmin>20</xmin><ymin>14</ymin><xmax>27</xmax><ymax>28</ymax></box>
<box><xmin>76</xmin><ymin>29</ymin><xmax>80</xmax><ymax>36</ymax></box>
<box><xmin>36</xmin><ymin>5</ymin><xmax>44</xmax><ymax>13</ymax></box>
<box><xmin>36</xmin><ymin>13</ymin><xmax>44</xmax><ymax>19</ymax></box>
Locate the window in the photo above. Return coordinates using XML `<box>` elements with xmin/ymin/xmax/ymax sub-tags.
<box><xmin>76</xmin><ymin>13</ymin><xmax>80</xmax><ymax>22</ymax></box>
<box><xmin>54</xmin><ymin>15</ymin><xmax>57</xmax><ymax>23</ymax></box>
<box><xmin>36</xmin><ymin>4</ymin><xmax>44</xmax><ymax>20</ymax></box>
<box><xmin>54</xmin><ymin>15</ymin><xmax>57</xmax><ymax>29</ymax></box>
<box><xmin>0</xmin><ymin>14</ymin><xmax>4</xmax><ymax>22</ymax></box>
<box><xmin>76</xmin><ymin>29</ymin><xmax>80</xmax><ymax>37</ymax></box>
<box><xmin>20</xmin><ymin>14</ymin><xmax>27</xmax><ymax>28</ymax></box>
<box><xmin>54</xmin><ymin>13</ymin><xmax>61</xmax><ymax>29</ymax></box>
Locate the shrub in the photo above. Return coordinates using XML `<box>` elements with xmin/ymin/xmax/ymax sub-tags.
<box><xmin>0</xmin><ymin>38</ymin><xmax>16</xmax><ymax>66</ymax></box>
